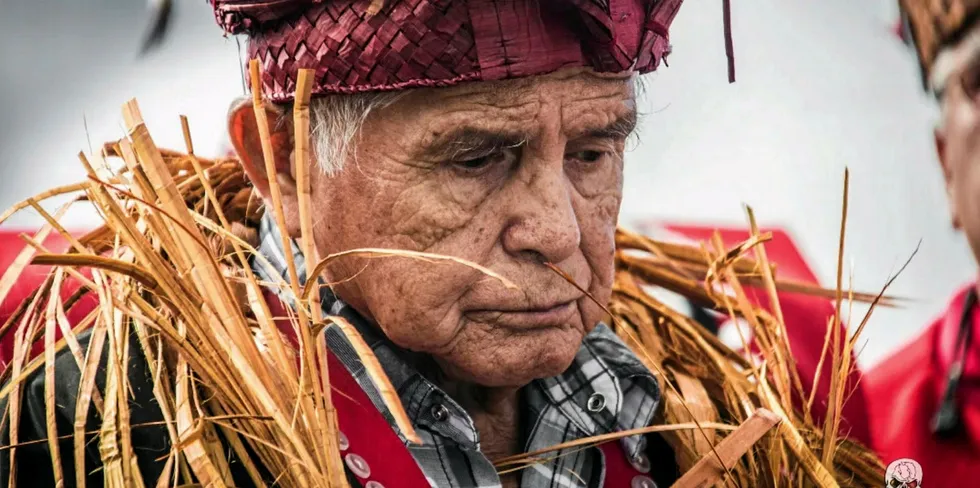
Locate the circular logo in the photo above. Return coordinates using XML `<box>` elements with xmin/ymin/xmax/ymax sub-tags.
<box><xmin>885</xmin><ymin>458</ymin><xmax>922</xmax><ymax>488</ymax></box>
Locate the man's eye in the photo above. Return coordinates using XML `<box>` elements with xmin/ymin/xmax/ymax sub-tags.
<box><xmin>456</xmin><ymin>156</ymin><xmax>493</xmax><ymax>170</ymax></box>
<box><xmin>566</xmin><ymin>150</ymin><xmax>609</xmax><ymax>164</ymax></box>
<box><xmin>452</xmin><ymin>149</ymin><xmax>518</xmax><ymax>174</ymax></box>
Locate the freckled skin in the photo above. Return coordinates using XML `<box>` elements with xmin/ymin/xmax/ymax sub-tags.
<box><xmin>230</xmin><ymin>68</ymin><xmax>634</xmax><ymax>471</ymax></box>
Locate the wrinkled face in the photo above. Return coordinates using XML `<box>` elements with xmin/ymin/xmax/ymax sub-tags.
<box><xmin>936</xmin><ymin>29</ymin><xmax>980</xmax><ymax>266</ymax></box>
<box><xmin>231</xmin><ymin>68</ymin><xmax>636</xmax><ymax>388</ymax></box>
<box><xmin>311</xmin><ymin>70</ymin><xmax>635</xmax><ymax>387</ymax></box>
<box><xmin>230</xmin><ymin>69</ymin><xmax>620</xmax><ymax>392</ymax></box>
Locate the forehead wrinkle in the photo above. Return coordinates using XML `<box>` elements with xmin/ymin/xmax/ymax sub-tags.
<box><xmin>418</xmin><ymin>81</ymin><xmax>538</xmax><ymax>113</ymax></box>
<box><xmin>431</xmin><ymin>90</ymin><xmax>542</xmax><ymax>119</ymax></box>
<box><xmin>428</xmin><ymin>71</ymin><xmax>626</xmax><ymax>112</ymax></box>
<box><xmin>560</xmin><ymin>94</ymin><xmax>636</xmax><ymax>139</ymax></box>
<box><xmin>579</xmin><ymin>105</ymin><xmax>637</xmax><ymax>140</ymax></box>
<box><xmin>417</xmin><ymin>104</ymin><xmax>539</xmax><ymax>149</ymax></box>
<box><xmin>410</xmin><ymin>67</ymin><xmax>631</xmax><ymax>108</ymax></box>
<box><xmin>407</xmin><ymin>74</ymin><xmax>633</xmax><ymax>156</ymax></box>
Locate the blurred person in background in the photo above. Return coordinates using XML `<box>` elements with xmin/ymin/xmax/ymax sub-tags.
<box><xmin>867</xmin><ymin>1</ymin><xmax>980</xmax><ymax>481</ymax></box>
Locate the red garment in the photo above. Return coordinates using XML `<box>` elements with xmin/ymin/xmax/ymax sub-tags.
<box><xmin>209</xmin><ymin>0</ymin><xmax>682</xmax><ymax>101</ymax></box>
<box><xmin>867</xmin><ymin>282</ymin><xmax>980</xmax><ymax>484</ymax></box>
<box><xmin>0</xmin><ymin>230</ymin><xmax>95</xmax><ymax>367</ymax></box>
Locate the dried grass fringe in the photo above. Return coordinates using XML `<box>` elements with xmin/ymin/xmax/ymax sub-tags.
<box><xmin>0</xmin><ymin>65</ymin><xmax>889</xmax><ymax>487</ymax></box>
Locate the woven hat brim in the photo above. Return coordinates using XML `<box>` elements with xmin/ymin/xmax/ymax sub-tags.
<box><xmin>213</xmin><ymin>0</ymin><xmax>683</xmax><ymax>102</ymax></box>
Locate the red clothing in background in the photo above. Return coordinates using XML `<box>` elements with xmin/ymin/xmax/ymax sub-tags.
<box><xmin>867</xmin><ymin>282</ymin><xmax>980</xmax><ymax>483</ymax></box>
<box><xmin>0</xmin><ymin>230</ymin><xmax>94</xmax><ymax>367</ymax></box>
<box><xmin>664</xmin><ymin>225</ymin><xmax>872</xmax><ymax>447</ymax></box>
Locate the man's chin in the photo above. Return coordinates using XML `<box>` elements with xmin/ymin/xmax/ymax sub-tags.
<box><xmin>449</xmin><ymin>343</ymin><xmax>581</xmax><ymax>388</ymax></box>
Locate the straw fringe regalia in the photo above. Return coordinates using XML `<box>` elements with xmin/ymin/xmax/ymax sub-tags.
<box><xmin>0</xmin><ymin>0</ymin><xmax>886</xmax><ymax>486</ymax></box>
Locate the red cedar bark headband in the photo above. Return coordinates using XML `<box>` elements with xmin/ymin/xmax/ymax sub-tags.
<box><xmin>209</xmin><ymin>0</ymin><xmax>687</xmax><ymax>102</ymax></box>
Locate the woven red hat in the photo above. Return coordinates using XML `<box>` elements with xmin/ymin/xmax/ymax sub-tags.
<box><xmin>210</xmin><ymin>0</ymin><xmax>684</xmax><ymax>102</ymax></box>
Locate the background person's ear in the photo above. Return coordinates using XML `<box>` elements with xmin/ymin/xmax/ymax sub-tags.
<box><xmin>228</xmin><ymin>97</ymin><xmax>302</xmax><ymax>236</ymax></box>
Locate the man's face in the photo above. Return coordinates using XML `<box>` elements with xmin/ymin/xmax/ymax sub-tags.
<box><xmin>303</xmin><ymin>70</ymin><xmax>635</xmax><ymax>387</ymax></box>
<box><xmin>937</xmin><ymin>35</ymin><xmax>980</xmax><ymax>266</ymax></box>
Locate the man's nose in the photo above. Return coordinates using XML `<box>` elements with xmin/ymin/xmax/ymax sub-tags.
<box><xmin>501</xmin><ymin>161</ymin><xmax>581</xmax><ymax>265</ymax></box>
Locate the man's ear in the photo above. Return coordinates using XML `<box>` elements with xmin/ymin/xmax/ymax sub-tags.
<box><xmin>228</xmin><ymin>97</ymin><xmax>301</xmax><ymax>236</ymax></box>
<box><xmin>935</xmin><ymin>127</ymin><xmax>961</xmax><ymax>229</ymax></box>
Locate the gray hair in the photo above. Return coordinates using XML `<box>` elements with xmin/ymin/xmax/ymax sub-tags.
<box><xmin>308</xmin><ymin>91</ymin><xmax>406</xmax><ymax>175</ymax></box>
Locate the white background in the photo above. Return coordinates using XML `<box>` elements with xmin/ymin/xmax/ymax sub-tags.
<box><xmin>0</xmin><ymin>0</ymin><xmax>973</xmax><ymax>367</ymax></box>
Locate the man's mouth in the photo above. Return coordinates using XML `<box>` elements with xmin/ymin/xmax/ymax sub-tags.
<box><xmin>464</xmin><ymin>300</ymin><xmax>578</xmax><ymax>329</ymax></box>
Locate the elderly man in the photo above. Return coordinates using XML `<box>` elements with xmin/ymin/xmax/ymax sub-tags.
<box><xmin>1</xmin><ymin>0</ymin><xmax>685</xmax><ymax>486</ymax></box>
<box><xmin>227</xmin><ymin>0</ymin><xmax>683</xmax><ymax>485</ymax></box>
<box><xmin>867</xmin><ymin>1</ymin><xmax>980</xmax><ymax>483</ymax></box>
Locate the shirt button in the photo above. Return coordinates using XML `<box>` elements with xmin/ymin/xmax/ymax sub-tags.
<box><xmin>338</xmin><ymin>430</ymin><xmax>349</xmax><ymax>451</ymax></box>
<box><xmin>631</xmin><ymin>475</ymin><xmax>658</xmax><ymax>488</ymax></box>
<box><xmin>587</xmin><ymin>393</ymin><xmax>606</xmax><ymax>412</ymax></box>
<box><xmin>365</xmin><ymin>482</ymin><xmax>384</xmax><ymax>488</ymax></box>
<box><xmin>345</xmin><ymin>453</ymin><xmax>371</xmax><ymax>478</ymax></box>
<box><xmin>630</xmin><ymin>452</ymin><xmax>651</xmax><ymax>473</ymax></box>
<box><xmin>431</xmin><ymin>403</ymin><xmax>450</xmax><ymax>422</ymax></box>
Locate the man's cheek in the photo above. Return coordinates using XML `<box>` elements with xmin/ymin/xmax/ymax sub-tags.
<box><xmin>590</xmin><ymin>192</ymin><xmax>622</xmax><ymax>226</ymax></box>
<box><xmin>369</xmin><ymin>272</ymin><xmax>464</xmax><ymax>348</ymax></box>
<box><xmin>570</xmin><ymin>166</ymin><xmax>623</xmax><ymax>221</ymax></box>
<box><xmin>388</xmin><ymin>179</ymin><xmax>479</xmax><ymax>251</ymax></box>
<box><xmin>578</xmin><ymin>193</ymin><xmax>620</xmax><ymax>265</ymax></box>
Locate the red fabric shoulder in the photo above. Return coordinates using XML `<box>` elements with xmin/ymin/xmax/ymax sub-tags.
<box><xmin>0</xmin><ymin>230</ymin><xmax>96</xmax><ymax>367</ymax></box>
<box><xmin>263</xmin><ymin>292</ymin><xmax>432</xmax><ymax>487</ymax></box>
<box><xmin>865</xmin><ymin>312</ymin><xmax>941</xmax><ymax>460</ymax></box>
<box><xmin>866</xmin><ymin>283</ymin><xmax>980</xmax><ymax>484</ymax></box>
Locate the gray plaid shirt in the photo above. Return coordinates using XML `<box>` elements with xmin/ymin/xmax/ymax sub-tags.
<box><xmin>254</xmin><ymin>214</ymin><xmax>661</xmax><ymax>488</ymax></box>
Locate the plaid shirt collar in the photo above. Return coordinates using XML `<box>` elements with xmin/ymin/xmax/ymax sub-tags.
<box><xmin>253</xmin><ymin>214</ymin><xmax>661</xmax><ymax>487</ymax></box>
